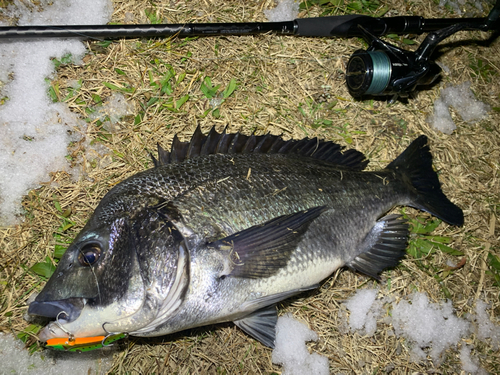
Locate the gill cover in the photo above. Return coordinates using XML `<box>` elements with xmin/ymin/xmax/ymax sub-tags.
<box><xmin>103</xmin><ymin>207</ymin><xmax>190</xmax><ymax>334</ymax></box>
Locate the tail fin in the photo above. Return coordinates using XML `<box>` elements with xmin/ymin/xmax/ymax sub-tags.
<box><xmin>386</xmin><ymin>136</ymin><xmax>464</xmax><ymax>226</ymax></box>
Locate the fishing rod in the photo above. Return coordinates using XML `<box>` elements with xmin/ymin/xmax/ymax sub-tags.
<box><xmin>0</xmin><ymin>11</ymin><xmax>498</xmax><ymax>39</ymax></box>
<box><xmin>1</xmin><ymin>1</ymin><xmax>498</xmax><ymax>99</ymax></box>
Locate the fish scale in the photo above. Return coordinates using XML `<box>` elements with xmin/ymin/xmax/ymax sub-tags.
<box><xmin>132</xmin><ymin>153</ymin><xmax>407</xmax><ymax>241</ymax></box>
<box><xmin>28</xmin><ymin>128</ymin><xmax>463</xmax><ymax>349</ymax></box>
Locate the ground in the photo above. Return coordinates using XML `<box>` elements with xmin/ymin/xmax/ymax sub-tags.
<box><xmin>0</xmin><ymin>0</ymin><xmax>499</xmax><ymax>374</ymax></box>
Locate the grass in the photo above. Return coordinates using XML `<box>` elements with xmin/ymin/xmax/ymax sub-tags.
<box><xmin>402</xmin><ymin>211</ymin><xmax>467</xmax><ymax>299</ymax></box>
<box><xmin>199</xmin><ymin>76</ymin><xmax>239</xmax><ymax>117</ymax></box>
<box><xmin>300</xmin><ymin>0</ymin><xmax>387</xmax><ymax>16</ymax></box>
<box><xmin>1</xmin><ymin>0</ymin><xmax>499</xmax><ymax>374</ymax></box>
<box><xmin>469</xmin><ymin>54</ymin><xmax>497</xmax><ymax>83</ymax></box>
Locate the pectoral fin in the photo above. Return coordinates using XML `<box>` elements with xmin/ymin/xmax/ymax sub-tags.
<box><xmin>212</xmin><ymin>206</ymin><xmax>326</xmax><ymax>279</ymax></box>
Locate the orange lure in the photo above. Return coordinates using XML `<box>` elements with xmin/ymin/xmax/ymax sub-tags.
<box><xmin>46</xmin><ymin>333</ymin><xmax>126</xmax><ymax>352</ymax></box>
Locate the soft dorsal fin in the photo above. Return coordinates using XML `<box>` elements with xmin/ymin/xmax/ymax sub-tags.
<box><xmin>347</xmin><ymin>214</ymin><xmax>409</xmax><ymax>280</ymax></box>
<box><xmin>212</xmin><ymin>206</ymin><xmax>326</xmax><ymax>279</ymax></box>
<box><xmin>151</xmin><ymin>126</ymin><xmax>368</xmax><ymax>170</ymax></box>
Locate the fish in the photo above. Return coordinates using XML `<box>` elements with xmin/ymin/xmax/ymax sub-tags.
<box><xmin>28</xmin><ymin>126</ymin><xmax>463</xmax><ymax>348</ymax></box>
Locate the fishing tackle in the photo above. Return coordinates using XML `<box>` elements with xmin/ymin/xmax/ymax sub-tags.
<box><xmin>1</xmin><ymin>3</ymin><xmax>498</xmax><ymax>99</ymax></box>
<box><xmin>345</xmin><ymin>0</ymin><xmax>500</xmax><ymax>100</ymax></box>
<box><xmin>44</xmin><ymin>315</ymin><xmax>127</xmax><ymax>352</ymax></box>
<box><xmin>45</xmin><ymin>332</ymin><xmax>127</xmax><ymax>352</ymax></box>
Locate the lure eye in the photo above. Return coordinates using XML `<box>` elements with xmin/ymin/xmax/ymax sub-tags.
<box><xmin>78</xmin><ymin>243</ymin><xmax>102</xmax><ymax>266</ymax></box>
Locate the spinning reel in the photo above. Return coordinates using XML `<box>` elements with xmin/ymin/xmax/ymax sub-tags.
<box><xmin>346</xmin><ymin>2</ymin><xmax>500</xmax><ymax>100</ymax></box>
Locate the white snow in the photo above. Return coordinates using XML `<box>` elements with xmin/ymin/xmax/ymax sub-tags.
<box><xmin>439</xmin><ymin>0</ymin><xmax>484</xmax><ymax>15</ymax></box>
<box><xmin>459</xmin><ymin>344</ymin><xmax>487</xmax><ymax>375</ymax></box>
<box><xmin>428</xmin><ymin>95</ymin><xmax>457</xmax><ymax>134</ymax></box>
<box><xmin>264</xmin><ymin>0</ymin><xmax>300</xmax><ymax>22</ymax></box>
<box><xmin>341</xmin><ymin>289</ymin><xmax>500</xmax><ymax>373</ymax></box>
<box><xmin>5</xmin><ymin>0</ymin><xmax>112</xmax><ymax>26</ymax></box>
<box><xmin>343</xmin><ymin>288</ymin><xmax>382</xmax><ymax>336</ymax></box>
<box><xmin>89</xmin><ymin>92</ymin><xmax>135</xmax><ymax>133</ymax></box>
<box><xmin>272</xmin><ymin>313</ymin><xmax>329</xmax><ymax>375</ymax></box>
<box><xmin>0</xmin><ymin>333</ymin><xmax>115</xmax><ymax>375</ymax></box>
<box><xmin>0</xmin><ymin>40</ymin><xmax>87</xmax><ymax>225</ymax></box>
<box><xmin>472</xmin><ymin>299</ymin><xmax>500</xmax><ymax>349</ymax></box>
<box><xmin>439</xmin><ymin>0</ymin><xmax>466</xmax><ymax>16</ymax></box>
<box><xmin>428</xmin><ymin>81</ymin><xmax>490</xmax><ymax>134</ymax></box>
<box><xmin>391</xmin><ymin>293</ymin><xmax>470</xmax><ymax>365</ymax></box>
<box><xmin>0</xmin><ymin>0</ymin><xmax>113</xmax><ymax>225</ymax></box>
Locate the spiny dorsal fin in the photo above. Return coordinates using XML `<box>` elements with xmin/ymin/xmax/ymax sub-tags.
<box><xmin>170</xmin><ymin>134</ymin><xmax>189</xmax><ymax>163</ymax></box>
<box><xmin>151</xmin><ymin>126</ymin><xmax>368</xmax><ymax>170</ymax></box>
<box><xmin>186</xmin><ymin>125</ymin><xmax>205</xmax><ymax>159</ymax></box>
<box><xmin>200</xmin><ymin>126</ymin><xmax>221</xmax><ymax>155</ymax></box>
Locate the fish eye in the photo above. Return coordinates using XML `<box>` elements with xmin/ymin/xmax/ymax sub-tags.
<box><xmin>78</xmin><ymin>243</ymin><xmax>102</xmax><ymax>266</ymax></box>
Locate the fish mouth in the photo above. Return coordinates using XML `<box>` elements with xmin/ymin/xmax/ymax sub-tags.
<box><xmin>28</xmin><ymin>297</ymin><xmax>85</xmax><ymax>323</ymax></box>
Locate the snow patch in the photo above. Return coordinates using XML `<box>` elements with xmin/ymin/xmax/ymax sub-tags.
<box><xmin>0</xmin><ymin>0</ymin><xmax>114</xmax><ymax>225</ymax></box>
<box><xmin>428</xmin><ymin>81</ymin><xmax>490</xmax><ymax>134</ymax></box>
<box><xmin>341</xmin><ymin>289</ymin><xmax>499</xmax><ymax>373</ymax></box>
<box><xmin>272</xmin><ymin>313</ymin><xmax>329</xmax><ymax>375</ymax></box>
<box><xmin>264</xmin><ymin>0</ymin><xmax>300</xmax><ymax>22</ymax></box>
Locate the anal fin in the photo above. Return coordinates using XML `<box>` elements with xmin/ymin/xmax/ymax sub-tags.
<box><xmin>234</xmin><ymin>305</ymin><xmax>278</xmax><ymax>348</ymax></box>
<box><xmin>347</xmin><ymin>214</ymin><xmax>409</xmax><ymax>280</ymax></box>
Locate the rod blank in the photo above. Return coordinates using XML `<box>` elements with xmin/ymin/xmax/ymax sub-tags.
<box><xmin>0</xmin><ymin>15</ymin><xmax>497</xmax><ymax>40</ymax></box>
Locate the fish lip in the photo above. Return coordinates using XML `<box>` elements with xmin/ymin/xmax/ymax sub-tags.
<box><xmin>28</xmin><ymin>297</ymin><xmax>85</xmax><ymax>323</ymax></box>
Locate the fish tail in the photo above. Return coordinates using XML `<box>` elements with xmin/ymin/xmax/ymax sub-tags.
<box><xmin>386</xmin><ymin>136</ymin><xmax>464</xmax><ymax>226</ymax></box>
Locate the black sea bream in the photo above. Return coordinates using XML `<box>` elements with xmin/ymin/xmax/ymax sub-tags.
<box><xmin>29</xmin><ymin>127</ymin><xmax>463</xmax><ymax>347</ymax></box>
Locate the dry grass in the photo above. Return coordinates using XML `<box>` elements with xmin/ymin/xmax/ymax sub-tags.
<box><xmin>1</xmin><ymin>0</ymin><xmax>499</xmax><ymax>373</ymax></box>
